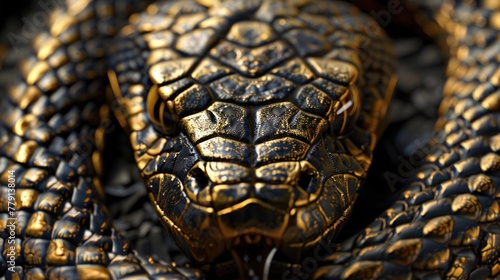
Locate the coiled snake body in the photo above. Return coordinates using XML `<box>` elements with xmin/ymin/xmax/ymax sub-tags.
<box><xmin>0</xmin><ymin>0</ymin><xmax>499</xmax><ymax>279</ymax></box>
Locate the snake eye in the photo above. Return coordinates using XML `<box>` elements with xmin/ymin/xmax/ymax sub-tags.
<box><xmin>147</xmin><ymin>85</ymin><xmax>178</xmax><ymax>135</ymax></box>
<box><xmin>332</xmin><ymin>86</ymin><xmax>361</xmax><ymax>136</ymax></box>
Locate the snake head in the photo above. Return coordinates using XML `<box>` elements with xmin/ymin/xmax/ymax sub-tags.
<box><xmin>110</xmin><ymin>0</ymin><xmax>396</xmax><ymax>278</ymax></box>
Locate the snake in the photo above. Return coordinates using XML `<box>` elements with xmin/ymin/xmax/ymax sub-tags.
<box><xmin>0</xmin><ymin>0</ymin><xmax>499</xmax><ymax>279</ymax></box>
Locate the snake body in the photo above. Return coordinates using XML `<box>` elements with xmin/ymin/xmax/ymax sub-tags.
<box><xmin>0</xmin><ymin>0</ymin><xmax>499</xmax><ymax>279</ymax></box>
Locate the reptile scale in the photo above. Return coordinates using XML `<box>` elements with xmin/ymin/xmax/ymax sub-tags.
<box><xmin>0</xmin><ymin>0</ymin><xmax>499</xmax><ymax>279</ymax></box>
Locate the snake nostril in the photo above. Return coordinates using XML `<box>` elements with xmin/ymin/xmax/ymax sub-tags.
<box><xmin>185</xmin><ymin>164</ymin><xmax>211</xmax><ymax>197</ymax></box>
<box><xmin>295</xmin><ymin>161</ymin><xmax>322</xmax><ymax>195</ymax></box>
<box><xmin>297</xmin><ymin>169</ymin><xmax>317</xmax><ymax>192</ymax></box>
<box><xmin>297</xmin><ymin>173</ymin><xmax>312</xmax><ymax>191</ymax></box>
<box><xmin>190</xmin><ymin>167</ymin><xmax>210</xmax><ymax>188</ymax></box>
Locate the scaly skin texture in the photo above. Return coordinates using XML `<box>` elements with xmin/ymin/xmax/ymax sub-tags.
<box><xmin>312</xmin><ymin>1</ymin><xmax>500</xmax><ymax>280</ymax></box>
<box><xmin>0</xmin><ymin>0</ymin><xmax>202</xmax><ymax>278</ymax></box>
<box><xmin>0</xmin><ymin>0</ymin><xmax>498</xmax><ymax>280</ymax></box>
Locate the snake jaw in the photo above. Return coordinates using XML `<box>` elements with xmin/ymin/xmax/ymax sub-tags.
<box><xmin>229</xmin><ymin>239</ymin><xmax>278</xmax><ymax>280</ymax></box>
<box><xmin>146</xmin><ymin>153</ymin><xmax>365</xmax><ymax>276</ymax></box>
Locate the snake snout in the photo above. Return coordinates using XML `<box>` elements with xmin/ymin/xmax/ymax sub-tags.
<box><xmin>183</xmin><ymin>160</ymin><xmax>322</xmax><ymax>210</ymax></box>
<box><xmin>254</xmin><ymin>161</ymin><xmax>322</xmax><ymax>207</ymax></box>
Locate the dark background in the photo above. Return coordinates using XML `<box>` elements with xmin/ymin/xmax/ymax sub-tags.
<box><xmin>0</xmin><ymin>1</ymin><xmax>31</xmax><ymax>27</ymax></box>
